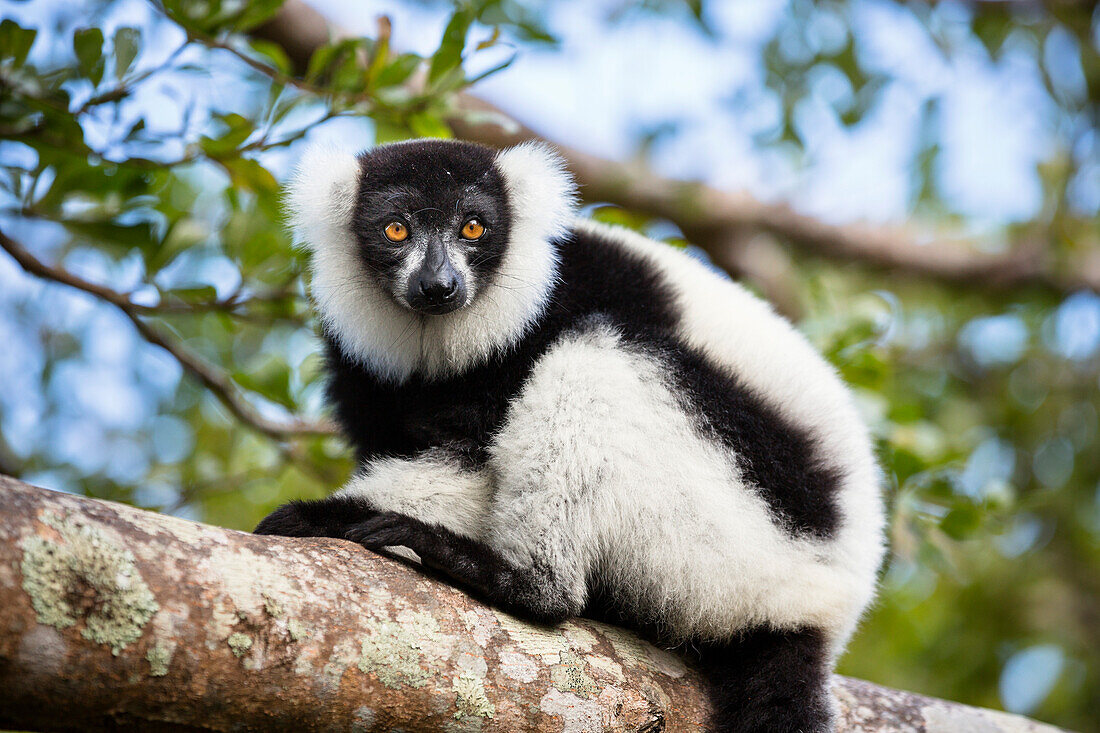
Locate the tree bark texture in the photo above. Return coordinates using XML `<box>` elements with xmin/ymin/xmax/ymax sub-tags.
<box><xmin>0</xmin><ymin>476</ymin><xmax>1067</xmax><ymax>732</ymax></box>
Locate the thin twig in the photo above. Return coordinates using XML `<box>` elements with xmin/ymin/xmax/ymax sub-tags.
<box><xmin>0</xmin><ymin>228</ymin><xmax>337</xmax><ymax>439</ymax></box>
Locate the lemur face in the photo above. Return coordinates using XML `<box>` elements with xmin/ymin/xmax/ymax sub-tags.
<box><xmin>289</xmin><ymin>138</ymin><xmax>575</xmax><ymax>379</ymax></box>
<box><xmin>351</xmin><ymin>141</ymin><xmax>512</xmax><ymax>316</ymax></box>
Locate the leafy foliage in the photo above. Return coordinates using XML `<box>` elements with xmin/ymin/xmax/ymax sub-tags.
<box><xmin>0</xmin><ymin>1</ymin><xmax>1098</xmax><ymax>731</ymax></box>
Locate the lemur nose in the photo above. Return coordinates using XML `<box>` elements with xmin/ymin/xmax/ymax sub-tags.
<box><xmin>419</xmin><ymin>276</ymin><xmax>459</xmax><ymax>304</ymax></box>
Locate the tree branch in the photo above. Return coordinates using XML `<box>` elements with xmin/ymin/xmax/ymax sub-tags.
<box><xmin>0</xmin><ymin>228</ymin><xmax>336</xmax><ymax>440</ymax></box>
<box><xmin>0</xmin><ymin>476</ymin><xmax>1066</xmax><ymax>732</ymax></box>
<box><xmin>254</xmin><ymin>1</ymin><xmax>1100</xmax><ymax>298</ymax></box>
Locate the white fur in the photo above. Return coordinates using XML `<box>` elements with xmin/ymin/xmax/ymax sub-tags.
<box><xmin>336</xmin><ymin>449</ymin><xmax>491</xmax><ymax>540</ymax></box>
<box><xmin>485</xmin><ymin>324</ymin><xmax>879</xmax><ymax>646</ymax></box>
<box><xmin>286</xmin><ymin>141</ymin><xmax>577</xmax><ymax>383</ymax></box>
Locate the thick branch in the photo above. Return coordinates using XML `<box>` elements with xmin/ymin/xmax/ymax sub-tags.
<box><xmin>0</xmin><ymin>476</ymin><xmax>1065</xmax><ymax>732</ymax></box>
<box><xmin>255</xmin><ymin>1</ymin><xmax>1100</xmax><ymax>297</ymax></box>
<box><xmin>0</xmin><ymin>228</ymin><xmax>335</xmax><ymax>439</ymax></box>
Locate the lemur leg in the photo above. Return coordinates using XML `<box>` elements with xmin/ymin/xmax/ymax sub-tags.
<box><xmin>693</xmin><ymin>628</ymin><xmax>834</xmax><ymax>733</ymax></box>
<box><xmin>254</xmin><ymin>449</ymin><xmax>491</xmax><ymax>539</ymax></box>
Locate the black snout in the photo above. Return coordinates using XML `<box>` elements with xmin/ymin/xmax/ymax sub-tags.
<box><xmin>406</xmin><ymin>246</ymin><xmax>467</xmax><ymax>315</ymax></box>
<box><xmin>418</xmin><ymin>273</ymin><xmax>459</xmax><ymax>305</ymax></box>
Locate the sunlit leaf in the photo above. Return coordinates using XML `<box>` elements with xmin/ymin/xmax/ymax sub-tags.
<box><xmin>199</xmin><ymin>113</ymin><xmax>255</xmax><ymax>157</ymax></box>
<box><xmin>248</xmin><ymin>38</ymin><xmax>292</xmax><ymax>75</ymax></box>
<box><xmin>375</xmin><ymin>52</ymin><xmax>422</xmax><ymax>88</ymax></box>
<box><xmin>233</xmin><ymin>357</ymin><xmax>294</xmax><ymax>410</ymax></box>
<box><xmin>220</xmin><ymin>157</ymin><xmax>279</xmax><ymax>193</ymax></box>
<box><xmin>407</xmin><ymin>111</ymin><xmax>453</xmax><ymax>139</ymax></box>
<box><xmin>428</xmin><ymin>5</ymin><xmax>475</xmax><ymax>86</ymax></box>
<box><xmin>113</xmin><ymin>27</ymin><xmax>140</xmax><ymax>80</ymax></box>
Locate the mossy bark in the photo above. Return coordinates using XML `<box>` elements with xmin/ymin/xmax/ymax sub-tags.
<box><xmin>0</xmin><ymin>476</ymin><xmax>1066</xmax><ymax>732</ymax></box>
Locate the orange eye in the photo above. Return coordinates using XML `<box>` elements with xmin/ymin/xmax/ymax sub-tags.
<box><xmin>461</xmin><ymin>218</ymin><xmax>485</xmax><ymax>240</ymax></box>
<box><xmin>384</xmin><ymin>221</ymin><xmax>408</xmax><ymax>242</ymax></box>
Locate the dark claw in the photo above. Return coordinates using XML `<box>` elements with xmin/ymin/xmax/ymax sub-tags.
<box><xmin>345</xmin><ymin>511</ymin><xmax>420</xmax><ymax>549</ymax></box>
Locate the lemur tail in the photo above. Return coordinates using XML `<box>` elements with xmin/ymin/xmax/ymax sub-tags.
<box><xmin>690</xmin><ymin>627</ymin><xmax>834</xmax><ymax>733</ymax></box>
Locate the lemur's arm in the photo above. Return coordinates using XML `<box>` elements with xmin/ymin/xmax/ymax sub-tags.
<box><xmin>254</xmin><ymin>449</ymin><xmax>490</xmax><ymax>539</ymax></box>
<box><xmin>255</xmin><ymin>447</ymin><xmax>587</xmax><ymax>625</ymax></box>
<box><xmin>345</xmin><ymin>512</ymin><xmax>582</xmax><ymax>624</ymax></box>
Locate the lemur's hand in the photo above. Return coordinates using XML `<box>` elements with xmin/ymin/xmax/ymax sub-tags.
<box><xmin>253</xmin><ymin>502</ymin><xmax>319</xmax><ymax>536</ymax></box>
<box><xmin>253</xmin><ymin>496</ymin><xmax>378</xmax><ymax>538</ymax></box>
<box><xmin>345</xmin><ymin>511</ymin><xmax>430</xmax><ymax>551</ymax></box>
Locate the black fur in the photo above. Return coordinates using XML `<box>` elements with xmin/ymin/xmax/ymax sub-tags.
<box><xmin>691</xmin><ymin>628</ymin><xmax>833</xmax><ymax>732</ymax></box>
<box><xmin>324</xmin><ymin>223</ymin><xmax>841</xmax><ymax>538</ymax></box>
<box><xmin>255</xmin><ymin>502</ymin><xmax>580</xmax><ymax>625</ymax></box>
<box><xmin>253</xmin><ymin>495</ymin><xmax>376</xmax><ymax>538</ymax></box>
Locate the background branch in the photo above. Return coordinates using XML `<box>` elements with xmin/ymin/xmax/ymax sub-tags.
<box><xmin>0</xmin><ymin>228</ymin><xmax>336</xmax><ymax>440</ymax></box>
<box><xmin>255</xmin><ymin>0</ymin><xmax>1100</xmax><ymax>298</ymax></box>
<box><xmin>0</xmin><ymin>476</ymin><xmax>1065</xmax><ymax>732</ymax></box>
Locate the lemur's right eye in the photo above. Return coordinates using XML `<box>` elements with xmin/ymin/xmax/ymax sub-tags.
<box><xmin>384</xmin><ymin>221</ymin><xmax>408</xmax><ymax>242</ymax></box>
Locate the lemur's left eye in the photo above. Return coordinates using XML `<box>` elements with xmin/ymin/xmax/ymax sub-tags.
<box><xmin>461</xmin><ymin>218</ymin><xmax>486</xmax><ymax>241</ymax></box>
<box><xmin>384</xmin><ymin>221</ymin><xmax>408</xmax><ymax>242</ymax></box>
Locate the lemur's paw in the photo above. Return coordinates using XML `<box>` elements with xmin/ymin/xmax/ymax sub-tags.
<box><xmin>254</xmin><ymin>501</ymin><xmax>320</xmax><ymax>537</ymax></box>
<box><xmin>345</xmin><ymin>511</ymin><xmax>425</xmax><ymax>550</ymax></box>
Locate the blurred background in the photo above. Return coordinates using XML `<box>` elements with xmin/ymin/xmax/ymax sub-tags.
<box><xmin>1</xmin><ymin>0</ymin><xmax>1098</xmax><ymax>729</ymax></box>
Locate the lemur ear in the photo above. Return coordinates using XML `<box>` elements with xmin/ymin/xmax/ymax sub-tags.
<box><xmin>494</xmin><ymin>142</ymin><xmax>579</xmax><ymax>242</ymax></box>
<box><xmin>285</xmin><ymin>144</ymin><xmax>361</xmax><ymax>250</ymax></box>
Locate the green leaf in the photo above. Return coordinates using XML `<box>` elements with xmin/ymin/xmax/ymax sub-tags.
<box><xmin>73</xmin><ymin>27</ymin><xmax>105</xmax><ymax>86</ymax></box>
<box><xmin>971</xmin><ymin>8</ymin><xmax>1012</xmax><ymax>59</ymax></box>
<box><xmin>165</xmin><ymin>285</ymin><xmax>219</xmax><ymax>303</ymax></box>
<box><xmin>375</xmin><ymin>53</ymin><xmax>421</xmax><ymax>88</ymax></box>
<box><xmin>230</xmin><ymin>0</ymin><xmax>286</xmax><ymax>32</ymax></box>
<box><xmin>407</xmin><ymin>111</ymin><xmax>453</xmax><ymax>139</ymax></box>
<box><xmin>248</xmin><ymin>38</ymin><xmax>293</xmax><ymax>75</ymax></box>
<box><xmin>124</xmin><ymin>118</ymin><xmax>147</xmax><ymax>142</ymax></box>
<box><xmin>305</xmin><ymin>42</ymin><xmax>341</xmax><ymax>81</ymax></box>
<box><xmin>940</xmin><ymin>503</ymin><xmax>983</xmax><ymax>541</ymax></box>
<box><xmin>113</xmin><ymin>27</ymin><xmax>140</xmax><ymax>80</ymax></box>
<box><xmin>61</xmin><ymin>219</ymin><xmax>157</xmax><ymax>251</ymax></box>
<box><xmin>364</xmin><ymin>17</ymin><xmax>391</xmax><ymax>90</ymax></box>
<box><xmin>304</xmin><ymin>38</ymin><xmax>372</xmax><ymax>93</ymax></box>
<box><xmin>372</xmin><ymin>118</ymin><xmax>413</xmax><ymax>145</ymax></box>
<box><xmin>429</xmin><ymin>5</ymin><xmax>475</xmax><ymax>85</ymax></box>
<box><xmin>0</xmin><ymin>19</ymin><xmax>37</xmax><ymax>68</ymax></box>
<box><xmin>220</xmin><ymin>157</ymin><xmax>279</xmax><ymax>193</ymax></box>
<box><xmin>233</xmin><ymin>358</ymin><xmax>295</xmax><ymax>410</ymax></box>
<box><xmin>466</xmin><ymin>51</ymin><xmax>516</xmax><ymax>85</ymax></box>
<box><xmin>475</xmin><ymin>26</ymin><xmax>500</xmax><ymax>51</ymax></box>
<box><xmin>199</xmin><ymin>113</ymin><xmax>255</xmax><ymax>158</ymax></box>
<box><xmin>161</xmin><ymin>0</ymin><xmax>285</xmax><ymax>34</ymax></box>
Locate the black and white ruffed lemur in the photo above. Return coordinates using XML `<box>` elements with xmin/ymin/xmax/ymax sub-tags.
<box><xmin>255</xmin><ymin>138</ymin><xmax>885</xmax><ymax>732</ymax></box>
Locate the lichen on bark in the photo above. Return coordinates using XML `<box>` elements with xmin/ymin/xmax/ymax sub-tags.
<box><xmin>19</xmin><ymin>510</ymin><xmax>158</xmax><ymax>655</ymax></box>
<box><xmin>145</xmin><ymin>641</ymin><xmax>172</xmax><ymax>676</ymax></box>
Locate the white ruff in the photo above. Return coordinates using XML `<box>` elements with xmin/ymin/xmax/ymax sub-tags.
<box><xmin>286</xmin><ymin>141</ymin><xmax>577</xmax><ymax>383</ymax></box>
